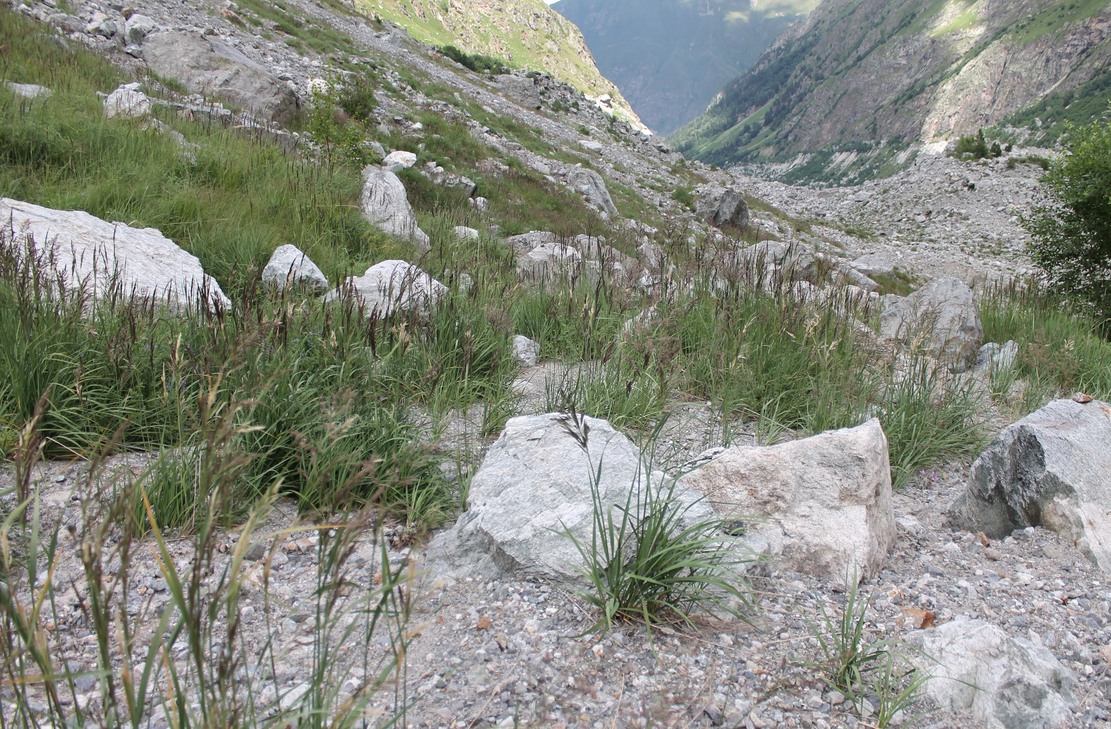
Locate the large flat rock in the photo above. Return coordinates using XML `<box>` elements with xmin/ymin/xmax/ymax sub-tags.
<box><xmin>1</xmin><ymin>197</ymin><xmax>229</xmax><ymax>311</ymax></box>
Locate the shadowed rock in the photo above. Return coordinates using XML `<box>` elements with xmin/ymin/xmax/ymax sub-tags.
<box><xmin>880</xmin><ymin>277</ymin><xmax>982</xmax><ymax>371</ymax></box>
<box><xmin>143</xmin><ymin>31</ymin><xmax>300</xmax><ymax>125</ymax></box>
<box><xmin>949</xmin><ymin>397</ymin><xmax>1111</xmax><ymax>573</ymax></box>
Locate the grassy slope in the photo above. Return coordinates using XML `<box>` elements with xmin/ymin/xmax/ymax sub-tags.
<box><xmin>357</xmin><ymin>0</ymin><xmax>643</xmax><ymax>125</ymax></box>
<box><xmin>2</xmin><ymin>2</ymin><xmax>1110</xmax><ymax>518</ymax></box>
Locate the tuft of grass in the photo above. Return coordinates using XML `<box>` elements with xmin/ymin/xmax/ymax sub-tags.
<box><xmin>670</xmin><ymin>185</ymin><xmax>696</xmax><ymax>212</ymax></box>
<box><xmin>812</xmin><ymin>578</ymin><xmax>886</xmax><ymax>696</ymax></box>
<box><xmin>548</xmin><ymin>359</ymin><xmax>668</xmax><ymax>433</ymax></box>
<box><xmin>558</xmin><ymin>412</ymin><xmax>757</xmax><ymax>635</ymax></box>
<box><xmin>878</xmin><ymin>359</ymin><xmax>983</xmax><ymax>489</ymax></box>
<box><xmin>809</xmin><ymin>577</ymin><xmax>930</xmax><ymax>727</ymax></box>
<box><xmin>980</xmin><ymin>282</ymin><xmax>1111</xmax><ymax>408</ymax></box>
<box><xmin>662</xmin><ymin>281</ymin><xmax>875</xmax><ymax>435</ymax></box>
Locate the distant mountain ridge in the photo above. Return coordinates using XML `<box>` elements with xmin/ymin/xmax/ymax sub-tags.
<box><xmin>672</xmin><ymin>0</ymin><xmax>1111</xmax><ymax>182</ymax></box>
<box><xmin>357</xmin><ymin>0</ymin><xmax>644</xmax><ymax>128</ymax></box>
<box><xmin>551</xmin><ymin>0</ymin><xmax>818</xmax><ymax>135</ymax></box>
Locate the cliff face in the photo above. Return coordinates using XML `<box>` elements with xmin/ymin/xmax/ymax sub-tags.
<box><xmin>358</xmin><ymin>0</ymin><xmax>644</xmax><ymax>128</ymax></box>
<box><xmin>673</xmin><ymin>0</ymin><xmax>1111</xmax><ymax>173</ymax></box>
<box><xmin>551</xmin><ymin>0</ymin><xmax>818</xmax><ymax>136</ymax></box>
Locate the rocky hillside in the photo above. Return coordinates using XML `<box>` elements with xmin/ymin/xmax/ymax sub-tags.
<box><xmin>673</xmin><ymin>0</ymin><xmax>1111</xmax><ymax>182</ymax></box>
<box><xmin>551</xmin><ymin>0</ymin><xmax>818</xmax><ymax>135</ymax></box>
<box><xmin>3</xmin><ymin>0</ymin><xmax>1111</xmax><ymax>727</ymax></box>
<box><xmin>357</xmin><ymin>0</ymin><xmax>645</xmax><ymax>128</ymax></box>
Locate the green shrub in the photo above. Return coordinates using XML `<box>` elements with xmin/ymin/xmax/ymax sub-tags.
<box><xmin>671</xmin><ymin>185</ymin><xmax>696</xmax><ymax>212</ymax></box>
<box><xmin>438</xmin><ymin>45</ymin><xmax>509</xmax><ymax>75</ymax></box>
<box><xmin>1023</xmin><ymin>116</ymin><xmax>1111</xmax><ymax>329</ymax></box>
<box><xmin>952</xmin><ymin>129</ymin><xmax>1002</xmax><ymax>160</ymax></box>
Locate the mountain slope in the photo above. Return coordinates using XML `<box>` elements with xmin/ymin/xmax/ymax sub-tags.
<box><xmin>550</xmin><ymin>0</ymin><xmax>818</xmax><ymax>136</ymax></box>
<box><xmin>673</xmin><ymin>0</ymin><xmax>1111</xmax><ymax>175</ymax></box>
<box><xmin>357</xmin><ymin>0</ymin><xmax>644</xmax><ymax>128</ymax></box>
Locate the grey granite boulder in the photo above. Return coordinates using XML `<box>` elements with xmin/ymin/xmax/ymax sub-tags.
<box><xmin>512</xmin><ymin>335</ymin><xmax>540</xmax><ymax>367</ymax></box>
<box><xmin>695</xmin><ymin>184</ymin><xmax>749</xmax><ymax>229</ymax></box>
<box><xmin>123</xmin><ymin>14</ymin><xmax>157</xmax><ymax>44</ymax></box>
<box><xmin>324</xmin><ymin>260</ymin><xmax>445</xmax><ymax>318</ymax></box>
<box><xmin>143</xmin><ymin>31</ymin><xmax>300</xmax><ymax>124</ymax></box>
<box><xmin>949</xmin><ymin>398</ymin><xmax>1111</xmax><ymax>573</ymax></box>
<box><xmin>425</xmin><ymin>413</ymin><xmax>713</xmax><ymax>583</ymax></box>
<box><xmin>505</xmin><ymin>231</ymin><xmax>558</xmax><ymax>255</ymax></box>
<box><xmin>880</xmin><ymin>277</ymin><xmax>982</xmax><ymax>371</ymax></box>
<box><xmin>906</xmin><ymin>618</ymin><xmax>1077</xmax><ymax>729</ymax></box>
<box><xmin>261</xmin><ymin>244</ymin><xmax>328</xmax><ymax>292</ymax></box>
<box><xmin>360</xmin><ymin>166</ymin><xmax>431</xmax><ymax>252</ymax></box>
<box><xmin>736</xmin><ymin>241</ymin><xmax>819</xmax><ymax>284</ymax></box>
<box><xmin>566</xmin><ymin>166</ymin><xmax>619</xmax><ymax>219</ymax></box>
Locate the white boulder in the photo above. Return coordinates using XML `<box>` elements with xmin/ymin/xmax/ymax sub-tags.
<box><xmin>103</xmin><ymin>82</ymin><xmax>151</xmax><ymax>118</ymax></box>
<box><xmin>453</xmin><ymin>226</ymin><xmax>480</xmax><ymax>242</ymax></box>
<box><xmin>382</xmin><ymin>150</ymin><xmax>417</xmax><ymax>172</ymax></box>
<box><xmin>360</xmin><ymin>166</ymin><xmax>431</xmax><ymax>253</ymax></box>
<box><xmin>261</xmin><ymin>244</ymin><xmax>328</xmax><ymax>292</ymax></box>
<box><xmin>677</xmin><ymin>419</ymin><xmax>895</xmax><ymax>581</ymax></box>
<box><xmin>1</xmin><ymin>197</ymin><xmax>229</xmax><ymax>311</ymax></box>
<box><xmin>906</xmin><ymin>618</ymin><xmax>1077</xmax><ymax>729</ymax></box>
<box><xmin>426</xmin><ymin>413</ymin><xmax>713</xmax><ymax>582</ymax></box>
<box><xmin>325</xmin><ymin>260</ymin><xmax>445</xmax><ymax>318</ymax></box>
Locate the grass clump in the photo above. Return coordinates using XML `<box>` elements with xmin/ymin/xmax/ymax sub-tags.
<box><xmin>558</xmin><ymin>412</ymin><xmax>756</xmax><ymax>634</ymax></box>
<box><xmin>878</xmin><ymin>360</ymin><xmax>983</xmax><ymax>489</ymax></box>
<box><xmin>670</xmin><ymin>185</ymin><xmax>696</xmax><ymax>212</ymax></box>
<box><xmin>809</xmin><ymin>577</ymin><xmax>930</xmax><ymax>727</ymax></box>
<box><xmin>663</xmin><ymin>283</ymin><xmax>875</xmax><ymax>434</ymax></box>
<box><xmin>980</xmin><ymin>283</ymin><xmax>1111</xmax><ymax>408</ymax></box>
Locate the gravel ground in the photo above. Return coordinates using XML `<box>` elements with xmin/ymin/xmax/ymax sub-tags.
<box><xmin>4</xmin><ymin>453</ymin><xmax>1109</xmax><ymax>727</ymax></box>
